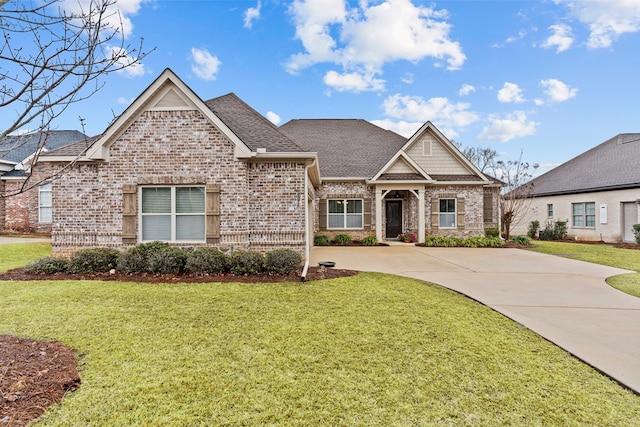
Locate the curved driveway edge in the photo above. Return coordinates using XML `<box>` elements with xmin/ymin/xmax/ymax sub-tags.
<box><xmin>310</xmin><ymin>245</ymin><xmax>640</xmax><ymax>393</ymax></box>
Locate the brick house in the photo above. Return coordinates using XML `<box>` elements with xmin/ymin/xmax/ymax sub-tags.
<box><xmin>35</xmin><ymin>68</ymin><xmax>500</xmax><ymax>260</ymax></box>
<box><xmin>0</xmin><ymin>130</ymin><xmax>86</xmax><ymax>233</ymax></box>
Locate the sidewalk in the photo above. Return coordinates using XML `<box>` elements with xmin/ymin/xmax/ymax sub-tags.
<box><xmin>310</xmin><ymin>245</ymin><xmax>640</xmax><ymax>393</ymax></box>
<box><xmin>0</xmin><ymin>236</ymin><xmax>51</xmax><ymax>244</ymax></box>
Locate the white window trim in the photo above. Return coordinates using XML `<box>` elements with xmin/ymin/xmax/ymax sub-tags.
<box><xmin>572</xmin><ymin>202</ymin><xmax>596</xmax><ymax>228</ymax></box>
<box><xmin>327</xmin><ymin>198</ymin><xmax>364</xmax><ymax>230</ymax></box>
<box><xmin>38</xmin><ymin>183</ymin><xmax>52</xmax><ymax>223</ymax></box>
<box><xmin>438</xmin><ymin>198</ymin><xmax>457</xmax><ymax>229</ymax></box>
<box><xmin>139</xmin><ymin>185</ymin><xmax>206</xmax><ymax>242</ymax></box>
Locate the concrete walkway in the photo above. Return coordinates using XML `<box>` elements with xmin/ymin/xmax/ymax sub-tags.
<box><xmin>310</xmin><ymin>244</ymin><xmax>640</xmax><ymax>393</ymax></box>
<box><xmin>0</xmin><ymin>236</ymin><xmax>51</xmax><ymax>244</ymax></box>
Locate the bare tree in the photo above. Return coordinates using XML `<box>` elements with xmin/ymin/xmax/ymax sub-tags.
<box><xmin>0</xmin><ymin>0</ymin><xmax>151</xmax><ymax>195</ymax></box>
<box><xmin>491</xmin><ymin>151</ymin><xmax>539</xmax><ymax>240</ymax></box>
<box><xmin>462</xmin><ymin>146</ymin><xmax>498</xmax><ymax>173</ymax></box>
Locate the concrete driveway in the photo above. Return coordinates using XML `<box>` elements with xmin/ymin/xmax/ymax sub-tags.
<box><xmin>310</xmin><ymin>244</ymin><xmax>640</xmax><ymax>393</ymax></box>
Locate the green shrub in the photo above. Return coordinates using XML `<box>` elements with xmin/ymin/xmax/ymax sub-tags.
<box><xmin>264</xmin><ymin>249</ymin><xmax>302</xmax><ymax>275</ymax></box>
<box><xmin>68</xmin><ymin>248</ymin><xmax>120</xmax><ymax>274</ymax></box>
<box><xmin>148</xmin><ymin>247</ymin><xmax>188</xmax><ymax>275</ymax></box>
<box><xmin>117</xmin><ymin>241</ymin><xmax>171</xmax><ymax>273</ymax></box>
<box><xmin>360</xmin><ymin>235</ymin><xmax>378</xmax><ymax>246</ymax></box>
<box><xmin>333</xmin><ymin>234</ymin><xmax>352</xmax><ymax>246</ymax></box>
<box><xmin>185</xmin><ymin>247</ymin><xmax>228</xmax><ymax>275</ymax></box>
<box><xmin>314</xmin><ymin>235</ymin><xmax>330</xmax><ymax>246</ymax></box>
<box><xmin>485</xmin><ymin>227</ymin><xmax>500</xmax><ymax>238</ymax></box>
<box><xmin>424</xmin><ymin>236</ymin><xmax>504</xmax><ymax>248</ymax></box>
<box><xmin>510</xmin><ymin>235</ymin><xmax>531</xmax><ymax>245</ymax></box>
<box><xmin>539</xmin><ymin>220</ymin><xmax>568</xmax><ymax>241</ymax></box>
<box><xmin>527</xmin><ymin>220</ymin><xmax>540</xmax><ymax>239</ymax></box>
<box><xmin>25</xmin><ymin>256</ymin><xmax>69</xmax><ymax>275</ymax></box>
<box><xmin>633</xmin><ymin>224</ymin><xmax>640</xmax><ymax>245</ymax></box>
<box><xmin>228</xmin><ymin>250</ymin><xmax>264</xmax><ymax>275</ymax></box>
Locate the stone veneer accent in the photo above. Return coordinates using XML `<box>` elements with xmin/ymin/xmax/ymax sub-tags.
<box><xmin>46</xmin><ymin>110</ymin><xmax>307</xmax><ymax>256</ymax></box>
<box><xmin>0</xmin><ymin>177</ymin><xmax>53</xmax><ymax>234</ymax></box>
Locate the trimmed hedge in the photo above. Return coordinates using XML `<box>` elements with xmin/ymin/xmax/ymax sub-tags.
<box><xmin>423</xmin><ymin>236</ymin><xmax>505</xmax><ymax>248</ymax></box>
<box><xmin>25</xmin><ymin>256</ymin><xmax>69</xmax><ymax>275</ymax></box>
<box><xmin>264</xmin><ymin>248</ymin><xmax>302</xmax><ymax>275</ymax></box>
<box><xmin>68</xmin><ymin>248</ymin><xmax>120</xmax><ymax>274</ymax></box>
<box><xmin>185</xmin><ymin>247</ymin><xmax>228</xmax><ymax>275</ymax></box>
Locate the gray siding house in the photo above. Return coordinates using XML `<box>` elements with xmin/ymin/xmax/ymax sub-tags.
<box><xmin>512</xmin><ymin>134</ymin><xmax>640</xmax><ymax>242</ymax></box>
<box><xmin>36</xmin><ymin>69</ymin><xmax>500</xmax><ymax>258</ymax></box>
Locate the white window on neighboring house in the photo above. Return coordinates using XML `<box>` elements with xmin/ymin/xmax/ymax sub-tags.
<box><xmin>572</xmin><ymin>202</ymin><xmax>596</xmax><ymax>227</ymax></box>
<box><xmin>140</xmin><ymin>186</ymin><xmax>206</xmax><ymax>242</ymax></box>
<box><xmin>547</xmin><ymin>204</ymin><xmax>554</xmax><ymax>218</ymax></box>
<box><xmin>439</xmin><ymin>198</ymin><xmax>456</xmax><ymax>228</ymax></box>
<box><xmin>327</xmin><ymin>199</ymin><xmax>363</xmax><ymax>229</ymax></box>
<box><xmin>38</xmin><ymin>183</ymin><xmax>52</xmax><ymax>223</ymax></box>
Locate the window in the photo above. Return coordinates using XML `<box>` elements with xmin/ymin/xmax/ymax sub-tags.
<box><xmin>327</xmin><ymin>199</ymin><xmax>363</xmax><ymax>229</ymax></box>
<box><xmin>572</xmin><ymin>202</ymin><xmax>596</xmax><ymax>227</ymax></box>
<box><xmin>141</xmin><ymin>186</ymin><xmax>205</xmax><ymax>241</ymax></box>
<box><xmin>547</xmin><ymin>204</ymin><xmax>554</xmax><ymax>218</ymax></box>
<box><xmin>439</xmin><ymin>198</ymin><xmax>456</xmax><ymax>228</ymax></box>
<box><xmin>38</xmin><ymin>183</ymin><xmax>52</xmax><ymax>223</ymax></box>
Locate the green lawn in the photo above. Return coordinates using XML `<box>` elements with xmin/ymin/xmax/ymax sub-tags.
<box><xmin>0</xmin><ymin>244</ymin><xmax>639</xmax><ymax>425</ymax></box>
<box><xmin>0</xmin><ymin>242</ymin><xmax>51</xmax><ymax>272</ymax></box>
<box><xmin>528</xmin><ymin>241</ymin><xmax>640</xmax><ymax>297</ymax></box>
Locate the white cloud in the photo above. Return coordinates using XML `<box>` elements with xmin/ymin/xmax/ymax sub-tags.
<box><xmin>401</xmin><ymin>73</ymin><xmax>415</xmax><ymax>84</ymax></box>
<box><xmin>323</xmin><ymin>70</ymin><xmax>385</xmax><ymax>92</ymax></box>
<box><xmin>60</xmin><ymin>0</ymin><xmax>148</xmax><ymax>37</ymax></box>
<box><xmin>541</xmin><ymin>23</ymin><xmax>574</xmax><ymax>52</ymax></box>
<box><xmin>266</xmin><ymin>111</ymin><xmax>281</xmax><ymax>125</ymax></box>
<box><xmin>106</xmin><ymin>46</ymin><xmax>146</xmax><ymax>78</ymax></box>
<box><xmin>478</xmin><ymin>111</ymin><xmax>538</xmax><ymax>142</ymax></box>
<box><xmin>539</xmin><ymin>78</ymin><xmax>577</xmax><ymax>103</ymax></box>
<box><xmin>190</xmin><ymin>48</ymin><xmax>222</xmax><ymax>81</ymax></box>
<box><xmin>558</xmin><ymin>0</ymin><xmax>640</xmax><ymax>48</ymax></box>
<box><xmin>287</xmin><ymin>0</ymin><xmax>465</xmax><ymax>92</ymax></box>
<box><xmin>380</xmin><ymin>94</ymin><xmax>479</xmax><ymax>138</ymax></box>
<box><xmin>497</xmin><ymin>82</ymin><xmax>525</xmax><ymax>103</ymax></box>
<box><xmin>459</xmin><ymin>84</ymin><xmax>475</xmax><ymax>96</ymax></box>
<box><xmin>244</xmin><ymin>1</ymin><xmax>262</xmax><ymax>29</ymax></box>
<box><xmin>370</xmin><ymin>119</ymin><xmax>423</xmax><ymax>138</ymax></box>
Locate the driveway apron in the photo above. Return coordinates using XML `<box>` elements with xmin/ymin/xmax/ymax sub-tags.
<box><xmin>310</xmin><ymin>245</ymin><xmax>640</xmax><ymax>393</ymax></box>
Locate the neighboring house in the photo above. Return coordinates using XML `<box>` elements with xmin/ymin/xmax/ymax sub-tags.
<box><xmin>35</xmin><ymin>68</ymin><xmax>500</xmax><ymax>258</ymax></box>
<box><xmin>0</xmin><ymin>130</ymin><xmax>87</xmax><ymax>233</ymax></box>
<box><xmin>512</xmin><ymin>133</ymin><xmax>640</xmax><ymax>243</ymax></box>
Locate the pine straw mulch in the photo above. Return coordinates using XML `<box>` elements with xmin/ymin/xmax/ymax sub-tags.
<box><xmin>0</xmin><ymin>266</ymin><xmax>357</xmax><ymax>426</ymax></box>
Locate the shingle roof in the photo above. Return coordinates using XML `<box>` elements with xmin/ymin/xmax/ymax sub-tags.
<box><xmin>42</xmin><ymin>135</ymin><xmax>100</xmax><ymax>157</ymax></box>
<box><xmin>0</xmin><ymin>130</ymin><xmax>87</xmax><ymax>163</ymax></box>
<box><xmin>528</xmin><ymin>133</ymin><xmax>640</xmax><ymax>196</ymax></box>
<box><xmin>280</xmin><ymin>119</ymin><xmax>407</xmax><ymax>178</ymax></box>
<box><xmin>205</xmin><ymin>94</ymin><xmax>305</xmax><ymax>153</ymax></box>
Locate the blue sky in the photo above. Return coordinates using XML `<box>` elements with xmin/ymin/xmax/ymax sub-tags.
<box><xmin>12</xmin><ymin>0</ymin><xmax>640</xmax><ymax>173</ymax></box>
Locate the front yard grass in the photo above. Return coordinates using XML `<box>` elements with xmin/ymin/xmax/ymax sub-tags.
<box><xmin>0</xmin><ymin>242</ymin><xmax>51</xmax><ymax>272</ymax></box>
<box><xmin>1</xmin><ymin>272</ymin><xmax>640</xmax><ymax>425</ymax></box>
<box><xmin>529</xmin><ymin>241</ymin><xmax>640</xmax><ymax>297</ymax></box>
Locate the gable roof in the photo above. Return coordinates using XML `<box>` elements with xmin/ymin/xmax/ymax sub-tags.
<box><xmin>205</xmin><ymin>94</ymin><xmax>305</xmax><ymax>153</ymax></box>
<box><xmin>0</xmin><ymin>130</ymin><xmax>86</xmax><ymax>164</ymax></box>
<box><xmin>528</xmin><ymin>133</ymin><xmax>640</xmax><ymax>196</ymax></box>
<box><xmin>280</xmin><ymin>119</ymin><xmax>407</xmax><ymax>178</ymax></box>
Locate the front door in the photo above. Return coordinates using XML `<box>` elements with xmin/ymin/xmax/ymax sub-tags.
<box><xmin>385</xmin><ymin>200</ymin><xmax>403</xmax><ymax>238</ymax></box>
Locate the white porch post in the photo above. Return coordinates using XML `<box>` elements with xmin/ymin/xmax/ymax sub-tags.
<box><xmin>418</xmin><ymin>188</ymin><xmax>425</xmax><ymax>243</ymax></box>
<box><xmin>375</xmin><ymin>187</ymin><xmax>384</xmax><ymax>242</ymax></box>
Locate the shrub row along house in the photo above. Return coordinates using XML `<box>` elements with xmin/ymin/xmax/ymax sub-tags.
<box><xmin>0</xmin><ymin>130</ymin><xmax>87</xmax><ymax>233</ymax></box>
<box><xmin>512</xmin><ymin>133</ymin><xmax>640</xmax><ymax>243</ymax></box>
<box><xmin>18</xmin><ymin>69</ymin><xmax>500</xmax><ymax>260</ymax></box>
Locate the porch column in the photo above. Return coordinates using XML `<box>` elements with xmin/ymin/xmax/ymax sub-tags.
<box><xmin>417</xmin><ymin>188</ymin><xmax>425</xmax><ymax>243</ymax></box>
<box><xmin>375</xmin><ymin>187</ymin><xmax>384</xmax><ymax>242</ymax></box>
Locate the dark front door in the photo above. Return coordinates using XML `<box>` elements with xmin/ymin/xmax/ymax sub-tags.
<box><xmin>385</xmin><ymin>200</ymin><xmax>403</xmax><ymax>238</ymax></box>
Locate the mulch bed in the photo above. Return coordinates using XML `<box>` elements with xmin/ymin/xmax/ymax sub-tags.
<box><xmin>0</xmin><ymin>266</ymin><xmax>357</xmax><ymax>425</ymax></box>
<box><xmin>0</xmin><ymin>335</ymin><xmax>80</xmax><ymax>427</ymax></box>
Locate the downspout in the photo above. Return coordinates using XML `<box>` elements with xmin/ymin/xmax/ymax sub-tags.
<box><xmin>301</xmin><ymin>159</ymin><xmax>316</xmax><ymax>281</ymax></box>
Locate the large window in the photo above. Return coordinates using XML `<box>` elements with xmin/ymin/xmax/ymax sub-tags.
<box><xmin>439</xmin><ymin>198</ymin><xmax>456</xmax><ymax>228</ymax></box>
<box><xmin>547</xmin><ymin>204</ymin><xmax>554</xmax><ymax>219</ymax></box>
<box><xmin>38</xmin><ymin>183</ymin><xmax>52</xmax><ymax>223</ymax></box>
<box><xmin>141</xmin><ymin>186</ymin><xmax>205</xmax><ymax>241</ymax></box>
<box><xmin>572</xmin><ymin>202</ymin><xmax>596</xmax><ymax>227</ymax></box>
<box><xmin>328</xmin><ymin>199</ymin><xmax>363</xmax><ymax>229</ymax></box>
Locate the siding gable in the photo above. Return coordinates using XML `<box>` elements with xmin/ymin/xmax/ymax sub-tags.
<box><xmin>405</xmin><ymin>131</ymin><xmax>472</xmax><ymax>175</ymax></box>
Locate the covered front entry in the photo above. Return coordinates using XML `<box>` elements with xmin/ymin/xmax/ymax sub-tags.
<box><xmin>385</xmin><ymin>200</ymin><xmax>403</xmax><ymax>238</ymax></box>
<box><xmin>375</xmin><ymin>185</ymin><xmax>425</xmax><ymax>243</ymax></box>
